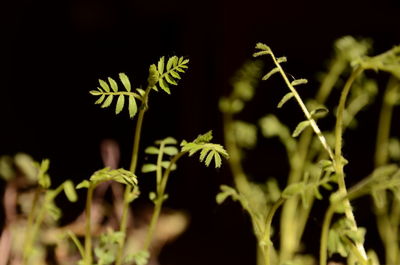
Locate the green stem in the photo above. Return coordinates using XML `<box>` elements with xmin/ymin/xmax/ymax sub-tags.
<box><xmin>263</xmin><ymin>198</ymin><xmax>284</xmax><ymax>265</ymax></box>
<box><xmin>115</xmin><ymin>85</ymin><xmax>152</xmax><ymax>265</ymax></box>
<box><xmin>222</xmin><ymin>112</ymin><xmax>251</xmax><ymax>193</ymax></box>
<box><xmin>333</xmin><ymin>66</ymin><xmax>368</xmax><ymax>259</ymax></box>
<box><xmin>142</xmin><ymin>151</ymin><xmax>186</xmax><ymax>251</ymax></box>
<box><xmin>22</xmin><ymin>189</ymin><xmax>40</xmax><ymax>264</ymax></box>
<box><xmin>373</xmin><ymin>76</ymin><xmax>399</xmax><ymax>265</ymax></box>
<box><xmin>319</xmin><ymin>204</ymin><xmax>337</xmax><ymax>265</ymax></box>
<box><xmin>22</xmin><ymin>185</ymin><xmax>65</xmax><ymax>265</ymax></box>
<box><xmin>84</xmin><ymin>185</ymin><xmax>95</xmax><ymax>265</ymax></box>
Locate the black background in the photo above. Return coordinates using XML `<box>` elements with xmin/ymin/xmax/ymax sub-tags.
<box><xmin>1</xmin><ymin>0</ymin><xmax>400</xmax><ymax>264</ymax></box>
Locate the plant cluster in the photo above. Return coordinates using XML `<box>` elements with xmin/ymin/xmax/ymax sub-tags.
<box><xmin>1</xmin><ymin>36</ymin><xmax>400</xmax><ymax>265</ymax></box>
<box><xmin>0</xmin><ymin>55</ymin><xmax>228</xmax><ymax>265</ymax></box>
<box><xmin>218</xmin><ymin>36</ymin><xmax>400</xmax><ymax>265</ymax></box>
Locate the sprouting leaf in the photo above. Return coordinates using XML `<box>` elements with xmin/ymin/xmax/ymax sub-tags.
<box><xmin>38</xmin><ymin>159</ymin><xmax>51</xmax><ymax>189</ymax></box>
<box><xmin>115</xmin><ymin>94</ymin><xmax>125</xmax><ymax>114</ymax></box>
<box><xmin>119</xmin><ymin>73</ymin><xmax>131</xmax><ymax>92</ymax></box>
<box><xmin>159</xmin><ymin>79</ymin><xmax>171</xmax><ymax>94</ymax></box>
<box><xmin>108</xmin><ymin>77</ymin><xmax>118</xmax><ymax>92</ymax></box>
<box><xmin>233</xmin><ymin>121</ymin><xmax>257</xmax><ymax>148</ymax></box>
<box><xmin>149</xmin><ymin>192</ymin><xmax>156</xmax><ymax>201</ymax></box>
<box><xmin>161</xmin><ymin>161</ymin><xmax>177</xmax><ymax>170</ymax></box>
<box><xmin>262</xmin><ymin>67</ymin><xmax>279</xmax><ymax>81</ymax></box>
<box><xmin>165</xmin><ymin>74</ymin><xmax>177</xmax><ymax>85</ymax></box>
<box><xmin>166</xmin><ymin>56</ymin><xmax>176</xmax><ymax>71</ymax></box>
<box><xmin>145</xmin><ymin>146</ymin><xmax>159</xmax><ymax>155</ymax></box>
<box><xmin>170</xmin><ymin>70</ymin><xmax>181</xmax><ymax>79</ymax></box>
<box><xmin>131</xmin><ymin>250</ymin><xmax>150</xmax><ymax>265</ymax></box>
<box><xmin>282</xmin><ymin>182</ymin><xmax>305</xmax><ymax>198</ymax></box>
<box><xmin>310</xmin><ymin>107</ymin><xmax>329</xmax><ymax>119</ymax></box>
<box><xmin>181</xmin><ymin>132</ymin><xmax>228</xmax><ymax>168</ymax></box>
<box><xmin>102</xmin><ymin>95</ymin><xmax>114</xmax><ymax>108</ymax></box>
<box><xmin>163</xmin><ymin>146</ymin><xmax>179</xmax><ymax>156</ymax></box>
<box><xmin>158</xmin><ymin>56</ymin><xmax>165</xmax><ymax>75</ymax></box>
<box><xmin>95</xmin><ymin>94</ymin><xmax>106</xmax><ymax>104</ymax></box>
<box><xmin>76</xmin><ymin>180</ymin><xmax>90</xmax><ymax>189</ymax></box>
<box><xmin>128</xmin><ymin>95</ymin><xmax>137</xmax><ymax>118</ymax></box>
<box><xmin>142</xmin><ymin>164</ymin><xmax>157</xmax><ymax>173</ymax></box>
<box><xmin>63</xmin><ymin>180</ymin><xmax>78</xmax><ymax>202</ymax></box>
<box><xmin>291</xmin><ymin>78</ymin><xmax>308</xmax><ymax>86</ymax></box>
<box><xmin>99</xmin><ymin>79</ymin><xmax>110</xmax><ymax>92</ymax></box>
<box><xmin>292</xmin><ymin>120</ymin><xmax>311</xmax><ymax>137</ymax></box>
<box><xmin>277</xmin><ymin>56</ymin><xmax>287</xmax><ymax>63</ymax></box>
<box><xmin>148</xmin><ymin>64</ymin><xmax>160</xmax><ymax>87</ymax></box>
<box><xmin>89</xmin><ymin>90</ymin><xmax>102</xmax><ymax>96</ymax></box>
<box><xmin>161</xmin><ymin>137</ymin><xmax>178</xmax><ymax>145</ymax></box>
<box><xmin>193</xmin><ymin>130</ymin><xmax>213</xmax><ymax>144</ymax></box>
<box><xmin>277</xmin><ymin>92</ymin><xmax>294</xmax><ymax>108</ymax></box>
<box><xmin>216</xmin><ymin>185</ymin><xmax>239</xmax><ymax>204</ymax></box>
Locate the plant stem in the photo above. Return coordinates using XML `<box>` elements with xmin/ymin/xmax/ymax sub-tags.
<box><xmin>263</xmin><ymin>198</ymin><xmax>284</xmax><ymax>265</ymax></box>
<box><xmin>319</xmin><ymin>204</ymin><xmax>336</xmax><ymax>265</ymax></box>
<box><xmin>333</xmin><ymin>66</ymin><xmax>367</xmax><ymax>260</ymax></box>
<box><xmin>373</xmin><ymin>76</ymin><xmax>399</xmax><ymax>265</ymax></box>
<box><xmin>22</xmin><ymin>188</ymin><xmax>40</xmax><ymax>263</ymax></box>
<box><xmin>84</xmin><ymin>185</ymin><xmax>95</xmax><ymax>265</ymax></box>
<box><xmin>115</xmin><ymin>85</ymin><xmax>152</xmax><ymax>265</ymax></box>
<box><xmin>142</xmin><ymin>151</ymin><xmax>186</xmax><ymax>251</ymax></box>
<box><xmin>222</xmin><ymin>112</ymin><xmax>251</xmax><ymax>193</ymax></box>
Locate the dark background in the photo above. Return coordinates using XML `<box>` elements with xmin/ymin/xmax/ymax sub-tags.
<box><xmin>1</xmin><ymin>0</ymin><xmax>400</xmax><ymax>264</ymax></box>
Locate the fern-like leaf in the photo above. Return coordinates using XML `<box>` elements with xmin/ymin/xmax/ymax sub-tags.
<box><xmin>181</xmin><ymin>131</ymin><xmax>229</xmax><ymax>168</ymax></box>
<box><xmin>155</xmin><ymin>56</ymin><xmax>189</xmax><ymax>94</ymax></box>
<box><xmin>90</xmin><ymin>73</ymin><xmax>141</xmax><ymax>118</ymax></box>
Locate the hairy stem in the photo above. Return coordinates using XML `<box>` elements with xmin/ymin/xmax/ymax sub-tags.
<box><xmin>333</xmin><ymin>66</ymin><xmax>367</xmax><ymax>260</ymax></box>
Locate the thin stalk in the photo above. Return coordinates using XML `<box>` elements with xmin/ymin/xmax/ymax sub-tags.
<box><xmin>373</xmin><ymin>77</ymin><xmax>399</xmax><ymax>265</ymax></box>
<box><xmin>333</xmin><ymin>66</ymin><xmax>368</xmax><ymax>259</ymax></box>
<box><xmin>23</xmin><ymin>185</ymin><xmax>65</xmax><ymax>265</ymax></box>
<box><xmin>263</xmin><ymin>198</ymin><xmax>284</xmax><ymax>265</ymax></box>
<box><xmin>222</xmin><ymin>112</ymin><xmax>251</xmax><ymax>193</ymax></box>
<box><xmin>84</xmin><ymin>185</ymin><xmax>95</xmax><ymax>265</ymax></box>
<box><xmin>22</xmin><ymin>188</ymin><xmax>40</xmax><ymax>262</ymax></box>
<box><xmin>142</xmin><ymin>151</ymin><xmax>186</xmax><ymax>251</ymax></box>
<box><xmin>115</xmin><ymin>85</ymin><xmax>152</xmax><ymax>265</ymax></box>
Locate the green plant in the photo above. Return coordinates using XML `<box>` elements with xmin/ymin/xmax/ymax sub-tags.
<box><xmin>218</xmin><ymin>36</ymin><xmax>400</xmax><ymax>265</ymax></box>
<box><xmin>0</xmin><ymin>55</ymin><xmax>228</xmax><ymax>265</ymax></box>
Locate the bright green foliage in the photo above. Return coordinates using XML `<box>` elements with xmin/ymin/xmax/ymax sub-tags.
<box><xmin>124</xmin><ymin>250</ymin><xmax>150</xmax><ymax>265</ymax></box>
<box><xmin>90</xmin><ymin>73</ymin><xmax>140</xmax><ymax>118</ymax></box>
<box><xmin>181</xmin><ymin>131</ymin><xmax>229</xmax><ymax>168</ymax></box>
<box><xmin>142</xmin><ymin>137</ymin><xmax>179</xmax><ymax>174</ymax></box>
<box><xmin>77</xmin><ymin>167</ymin><xmax>138</xmax><ymax>189</ymax></box>
<box><xmin>94</xmin><ymin>229</ymin><xmax>125</xmax><ymax>265</ymax></box>
<box><xmin>155</xmin><ymin>56</ymin><xmax>189</xmax><ymax>94</ymax></box>
<box><xmin>328</xmin><ymin>218</ymin><xmax>366</xmax><ymax>258</ymax></box>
